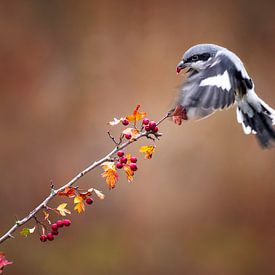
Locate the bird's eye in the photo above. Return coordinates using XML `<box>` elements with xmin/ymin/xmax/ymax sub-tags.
<box><xmin>192</xmin><ymin>55</ymin><xmax>199</xmax><ymax>61</ymax></box>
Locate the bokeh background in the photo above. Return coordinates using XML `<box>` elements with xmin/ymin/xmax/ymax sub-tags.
<box><xmin>0</xmin><ymin>1</ymin><xmax>275</xmax><ymax>274</ymax></box>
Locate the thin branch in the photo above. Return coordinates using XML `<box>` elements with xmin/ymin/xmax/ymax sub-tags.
<box><xmin>0</xmin><ymin>113</ymin><xmax>169</xmax><ymax>245</ymax></box>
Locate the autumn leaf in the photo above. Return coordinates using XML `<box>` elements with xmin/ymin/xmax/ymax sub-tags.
<box><xmin>20</xmin><ymin>226</ymin><xmax>36</xmax><ymax>237</ymax></box>
<box><xmin>123</xmin><ymin>165</ymin><xmax>134</xmax><ymax>182</ymax></box>
<box><xmin>0</xmin><ymin>253</ymin><xmax>12</xmax><ymax>274</ymax></box>
<box><xmin>126</xmin><ymin>105</ymin><xmax>146</xmax><ymax>123</ymax></box>
<box><xmin>101</xmin><ymin>162</ymin><xmax>119</xmax><ymax>189</ymax></box>
<box><xmin>57</xmin><ymin>187</ymin><xmax>76</xmax><ymax>198</ymax></box>
<box><xmin>108</xmin><ymin>117</ymin><xmax>123</xmax><ymax>126</ymax></box>
<box><xmin>139</xmin><ymin>145</ymin><xmax>155</xmax><ymax>159</ymax></box>
<box><xmin>79</xmin><ymin>191</ymin><xmax>92</xmax><ymax>200</ymax></box>
<box><xmin>74</xmin><ymin>196</ymin><xmax>85</xmax><ymax>214</ymax></box>
<box><xmin>43</xmin><ymin>211</ymin><xmax>51</xmax><ymax>224</ymax></box>
<box><xmin>88</xmin><ymin>188</ymin><xmax>105</xmax><ymax>200</ymax></box>
<box><xmin>56</xmin><ymin>203</ymin><xmax>71</xmax><ymax>216</ymax></box>
<box><xmin>122</xmin><ymin>128</ymin><xmax>139</xmax><ymax>140</ymax></box>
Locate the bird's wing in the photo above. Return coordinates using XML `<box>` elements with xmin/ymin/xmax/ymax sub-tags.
<box><xmin>176</xmin><ymin>53</ymin><xmax>242</xmax><ymax>118</ymax></box>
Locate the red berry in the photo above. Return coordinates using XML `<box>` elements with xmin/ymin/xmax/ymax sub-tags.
<box><xmin>142</xmin><ymin>118</ymin><xmax>150</xmax><ymax>125</ymax></box>
<box><xmin>129</xmin><ymin>163</ymin><xmax>138</xmax><ymax>171</ymax></box>
<box><xmin>125</xmin><ymin>133</ymin><xmax>132</xmax><ymax>140</ymax></box>
<box><xmin>56</xmin><ymin>220</ymin><xmax>64</xmax><ymax>228</ymax></box>
<box><xmin>40</xmin><ymin>235</ymin><xmax>47</xmax><ymax>242</ymax></box>
<box><xmin>122</xmin><ymin>119</ymin><xmax>129</xmax><ymax>126</ymax></box>
<box><xmin>86</xmin><ymin>197</ymin><xmax>94</xmax><ymax>205</ymax></box>
<box><xmin>51</xmin><ymin>230</ymin><xmax>58</xmax><ymax>235</ymax></box>
<box><xmin>63</xmin><ymin>219</ymin><xmax>71</xmax><ymax>227</ymax></box>
<box><xmin>130</xmin><ymin>156</ymin><xmax>137</xmax><ymax>163</ymax></box>
<box><xmin>153</xmin><ymin>126</ymin><xmax>159</xmax><ymax>133</ymax></box>
<box><xmin>149</xmin><ymin>121</ymin><xmax>157</xmax><ymax>130</ymax></box>
<box><xmin>47</xmin><ymin>233</ymin><xmax>54</xmax><ymax>241</ymax></box>
<box><xmin>117</xmin><ymin>150</ymin><xmax>124</xmax><ymax>157</ymax></box>
<box><xmin>145</xmin><ymin>125</ymin><xmax>151</xmax><ymax>131</ymax></box>
<box><xmin>51</xmin><ymin>223</ymin><xmax>58</xmax><ymax>231</ymax></box>
<box><xmin>120</xmin><ymin>157</ymin><xmax>127</xmax><ymax>164</ymax></box>
<box><xmin>116</xmin><ymin>162</ymin><xmax>123</xmax><ymax>169</ymax></box>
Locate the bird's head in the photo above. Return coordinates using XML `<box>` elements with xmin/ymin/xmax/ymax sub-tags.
<box><xmin>176</xmin><ymin>44</ymin><xmax>223</xmax><ymax>74</ymax></box>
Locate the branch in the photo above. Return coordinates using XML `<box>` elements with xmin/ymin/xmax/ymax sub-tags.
<box><xmin>0</xmin><ymin>112</ymin><xmax>170</xmax><ymax>245</ymax></box>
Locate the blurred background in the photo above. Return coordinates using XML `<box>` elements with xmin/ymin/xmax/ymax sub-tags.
<box><xmin>0</xmin><ymin>1</ymin><xmax>275</xmax><ymax>274</ymax></box>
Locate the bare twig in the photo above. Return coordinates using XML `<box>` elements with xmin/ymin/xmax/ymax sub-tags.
<box><xmin>0</xmin><ymin>112</ymin><xmax>170</xmax><ymax>244</ymax></box>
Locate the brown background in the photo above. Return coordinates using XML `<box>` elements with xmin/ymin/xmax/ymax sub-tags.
<box><xmin>0</xmin><ymin>1</ymin><xmax>275</xmax><ymax>274</ymax></box>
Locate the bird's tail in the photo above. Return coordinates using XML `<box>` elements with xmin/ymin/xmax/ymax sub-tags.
<box><xmin>236</xmin><ymin>95</ymin><xmax>275</xmax><ymax>148</ymax></box>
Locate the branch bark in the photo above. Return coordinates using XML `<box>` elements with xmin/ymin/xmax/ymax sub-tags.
<box><xmin>0</xmin><ymin>112</ymin><xmax>170</xmax><ymax>245</ymax></box>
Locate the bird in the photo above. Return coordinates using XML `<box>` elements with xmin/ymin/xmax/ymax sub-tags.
<box><xmin>173</xmin><ymin>43</ymin><xmax>275</xmax><ymax>148</ymax></box>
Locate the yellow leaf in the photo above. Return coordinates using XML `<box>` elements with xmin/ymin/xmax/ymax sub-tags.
<box><xmin>74</xmin><ymin>196</ymin><xmax>85</xmax><ymax>214</ymax></box>
<box><xmin>56</xmin><ymin>203</ymin><xmax>71</xmax><ymax>216</ymax></box>
<box><xmin>101</xmin><ymin>169</ymin><xmax>119</xmax><ymax>189</ymax></box>
<box><xmin>123</xmin><ymin>165</ymin><xmax>134</xmax><ymax>182</ymax></box>
<box><xmin>139</xmin><ymin>145</ymin><xmax>155</xmax><ymax>159</ymax></box>
<box><xmin>43</xmin><ymin>211</ymin><xmax>51</xmax><ymax>224</ymax></box>
<box><xmin>126</xmin><ymin>105</ymin><xmax>146</xmax><ymax>123</ymax></box>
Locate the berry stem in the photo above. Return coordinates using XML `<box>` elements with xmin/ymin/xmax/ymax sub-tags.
<box><xmin>0</xmin><ymin>111</ymin><xmax>170</xmax><ymax>245</ymax></box>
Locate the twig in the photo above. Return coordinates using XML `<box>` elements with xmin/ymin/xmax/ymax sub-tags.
<box><xmin>0</xmin><ymin>113</ymin><xmax>169</xmax><ymax>245</ymax></box>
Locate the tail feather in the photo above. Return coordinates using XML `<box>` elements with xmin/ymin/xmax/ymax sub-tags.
<box><xmin>236</xmin><ymin>100</ymin><xmax>275</xmax><ymax>148</ymax></box>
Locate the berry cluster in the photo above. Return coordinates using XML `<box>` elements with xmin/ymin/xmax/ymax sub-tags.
<box><xmin>40</xmin><ymin>219</ymin><xmax>71</xmax><ymax>242</ymax></box>
<box><xmin>143</xmin><ymin>118</ymin><xmax>158</xmax><ymax>133</ymax></box>
<box><xmin>116</xmin><ymin>151</ymin><xmax>138</xmax><ymax>171</ymax></box>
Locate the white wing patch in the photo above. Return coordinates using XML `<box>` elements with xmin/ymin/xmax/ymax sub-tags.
<box><xmin>199</xmin><ymin>70</ymin><xmax>231</xmax><ymax>91</ymax></box>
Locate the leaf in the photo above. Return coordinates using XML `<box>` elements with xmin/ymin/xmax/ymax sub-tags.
<box><xmin>20</xmin><ymin>226</ymin><xmax>35</xmax><ymax>237</ymax></box>
<box><xmin>88</xmin><ymin>188</ymin><xmax>105</xmax><ymax>200</ymax></box>
<box><xmin>56</xmin><ymin>203</ymin><xmax>71</xmax><ymax>216</ymax></box>
<box><xmin>123</xmin><ymin>165</ymin><xmax>134</xmax><ymax>182</ymax></box>
<box><xmin>122</xmin><ymin>128</ymin><xmax>139</xmax><ymax>140</ymax></box>
<box><xmin>108</xmin><ymin>117</ymin><xmax>123</xmax><ymax>126</ymax></box>
<box><xmin>0</xmin><ymin>253</ymin><xmax>12</xmax><ymax>274</ymax></box>
<box><xmin>43</xmin><ymin>211</ymin><xmax>51</xmax><ymax>224</ymax></box>
<box><xmin>57</xmin><ymin>187</ymin><xmax>76</xmax><ymax>198</ymax></box>
<box><xmin>101</xmin><ymin>162</ymin><xmax>119</xmax><ymax>189</ymax></box>
<box><xmin>126</xmin><ymin>105</ymin><xmax>146</xmax><ymax>123</ymax></box>
<box><xmin>139</xmin><ymin>145</ymin><xmax>155</xmax><ymax>159</ymax></box>
<box><xmin>74</xmin><ymin>196</ymin><xmax>85</xmax><ymax>214</ymax></box>
<box><xmin>79</xmin><ymin>191</ymin><xmax>92</xmax><ymax>200</ymax></box>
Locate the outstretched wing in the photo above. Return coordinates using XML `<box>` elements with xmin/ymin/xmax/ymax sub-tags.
<box><xmin>176</xmin><ymin>53</ymin><xmax>243</xmax><ymax>119</ymax></box>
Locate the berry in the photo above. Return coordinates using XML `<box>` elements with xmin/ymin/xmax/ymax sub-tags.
<box><xmin>120</xmin><ymin>157</ymin><xmax>127</xmax><ymax>164</ymax></box>
<box><xmin>129</xmin><ymin>163</ymin><xmax>138</xmax><ymax>171</ymax></box>
<box><xmin>40</xmin><ymin>235</ymin><xmax>47</xmax><ymax>242</ymax></box>
<box><xmin>130</xmin><ymin>156</ymin><xmax>137</xmax><ymax>163</ymax></box>
<box><xmin>86</xmin><ymin>198</ymin><xmax>94</xmax><ymax>205</ymax></box>
<box><xmin>51</xmin><ymin>230</ymin><xmax>58</xmax><ymax>235</ymax></box>
<box><xmin>125</xmin><ymin>133</ymin><xmax>132</xmax><ymax>140</ymax></box>
<box><xmin>153</xmin><ymin>126</ymin><xmax>159</xmax><ymax>133</ymax></box>
<box><xmin>142</xmin><ymin>118</ymin><xmax>150</xmax><ymax>125</ymax></box>
<box><xmin>116</xmin><ymin>162</ymin><xmax>123</xmax><ymax>169</ymax></box>
<box><xmin>117</xmin><ymin>150</ymin><xmax>124</xmax><ymax>157</ymax></box>
<box><xmin>56</xmin><ymin>220</ymin><xmax>64</xmax><ymax>228</ymax></box>
<box><xmin>149</xmin><ymin>121</ymin><xmax>157</xmax><ymax>130</ymax></box>
<box><xmin>122</xmin><ymin>119</ymin><xmax>129</xmax><ymax>126</ymax></box>
<box><xmin>145</xmin><ymin>125</ymin><xmax>151</xmax><ymax>131</ymax></box>
<box><xmin>63</xmin><ymin>219</ymin><xmax>71</xmax><ymax>227</ymax></box>
<box><xmin>47</xmin><ymin>233</ymin><xmax>54</xmax><ymax>241</ymax></box>
<box><xmin>51</xmin><ymin>223</ymin><xmax>58</xmax><ymax>231</ymax></box>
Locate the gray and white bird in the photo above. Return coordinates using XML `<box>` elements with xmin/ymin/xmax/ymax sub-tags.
<box><xmin>174</xmin><ymin>43</ymin><xmax>275</xmax><ymax>148</ymax></box>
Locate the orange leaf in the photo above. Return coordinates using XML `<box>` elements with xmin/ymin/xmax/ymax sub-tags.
<box><xmin>57</xmin><ymin>187</ymin><xmax>76</xmax><ymax>198</ymax></box>
<box><xmin>123</xmin><ymin>165</ymin><xmax>134</xmax><ymax>182</ymax></box>
<box><xmin>74</xmin><ymin>196</ymin><xmax>85</xmax><ymax>214</ymax></box>
<box><xmin>56</xmin><ymin>203</ymin><xmax>71</xmax><ymax>216</ymax></box>
<box><xmin>43</xmin><ymin>211</ymin><xmax>51</xmax><ymax>224</ymax></box>
<box><xmin>139</xmin><ymin>145</ymin><xmax>155</xmax><ymax>159</ymax></box>
<box><xmin>101</xmin><ymin>162</ymin><xmax>119</xmax><ymax>189</ymax></box>
<box><xmin>126</xmin><ymin>105</ymin><xmax>146</xmax><ymax>123</ymax></box>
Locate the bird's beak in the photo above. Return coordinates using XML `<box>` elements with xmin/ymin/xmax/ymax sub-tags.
<box><xmin>176</xmin><ymin>60</ymin><xmax>186</xmax><ymax>74</ymax></box>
